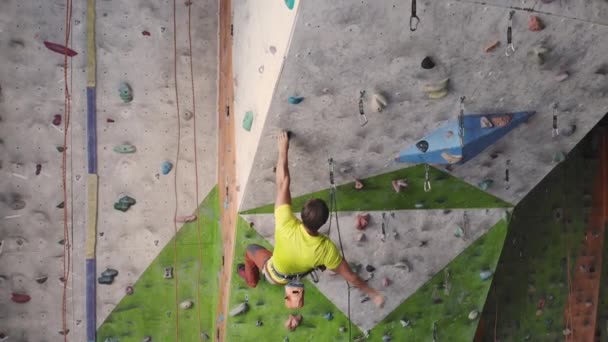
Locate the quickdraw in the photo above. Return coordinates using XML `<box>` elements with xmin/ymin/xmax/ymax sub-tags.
<box><xmin>410</xmin><ymin>0</ymin><xmax>420</xmax><ymax>31</ymax></box>
<box><xmin>552</xmin><ymin>103</ymin><xmax>559</xmax><ymax>137</ymax></box>
<box><xmin>358</xmin><ymin>91</ymin><xmax>368</xmax><ymax>127</ymax></box>
<box><xmin>424</xmin><ymin>164</ymin><xmax>432</xmax><ymax>192</ymax></box>
<box><xmin>505</xmin><ymin>159</ymin><xmax>511</xmax><ymax>190</ymax></box>
<box><xmin>458</xmin><ymin>96</ymin><xmax>466</xmax><ymax>147</ymax></box>
<box><xmin>505</xmin><ymin>11</ymin><xmax>516</xmax><ymax>56</ymax></box>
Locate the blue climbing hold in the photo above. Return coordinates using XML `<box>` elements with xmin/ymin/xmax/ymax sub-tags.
<box><xmin>479</xmin><ymin>270</ymin><xmax>493</xmax><ymax>281</ymax></box>
<box><xmin>161</xmin><ymin>161</ymin><xmax>173</xmax><ymax>175</ymax></box>
<box><xmin>288</xmin><ymin>96</ymin><xmax>304</xmax><ymax>105</ymax></box>
<box><xmin>284</xmin><ymin>0</ymin><xmax>295</xmax><ymax>10</ymax></box>
<box><xmin>324</xmin><ymin>312</ymin><xmax>334</xmax><ymax>321</ymax></box>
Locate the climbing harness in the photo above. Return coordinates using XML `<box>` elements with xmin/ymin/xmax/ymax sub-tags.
<box><xmin>358</xmin><ymin>91</ymin><xmax>368</xmax><ymax>127</ymax></box>
<box><xmin>552</xmin><ymin>103</ymin><xmax>559</xmax><ymax>137</ymax></box>
<box><xmin>424</xmin><ymin>164</ymin><xmax>432</xmax><ymax>192</ymax></box>
<box><xmin>505</xmin><ymin>159</ymin><xmax>510</xmax><ymax>190</ymax></box>
<box><xmin>410</xmin><ymin>0</ymin><xmax>420</xmax><ymax>31</ymax></box>
<box><xmin>505</xmin><ymin>11</ymin><xmax>516</xmax><ymax>56</ymax></box>
<box><xmin>327</xmin><ymin>158</ymin><xmax>352</xmax><ymax>341</ymax></box>
<box><xmin>458</xmin><ymin>96</ymin><xmax>466</xmax><ymax>147</ymax></box>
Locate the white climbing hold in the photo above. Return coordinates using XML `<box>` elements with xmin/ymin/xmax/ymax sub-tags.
<box><xmin>180</xmin><ymin>300</ymin><xmax>193</xmax><ymax>309</ymax></box>
<box><xmin>229</xmin><ymin>302</ymin><xmax>249</xmax><ymax>316</ymax></box>
<box><xmin>441</xmin><ymin>152</ymin><xmax>462</xmax><ymax>164</ymax></box>
<box><xmin>371</xmin><ymin>93</ymin><xmax>388</xmax><ymax>112</ymax></box>
<box><xmin>468</xmin><ymin>310</ymin><xmax>479</xmax><ymax>320</ymax></box>
<box><xmin>480</xmin><ymin>116</ymin><xmax>493</xmax><ymax>128</ymax></box>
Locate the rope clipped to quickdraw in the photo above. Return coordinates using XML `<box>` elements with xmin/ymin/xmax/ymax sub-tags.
<box><xmin>552</xmin><ymin>103</ymin><xmax>559</xmax><ymax>137</ymax></box>
<box><xmin>458</xmin><ymin>96</ymin><xmax>466</xmax><ymax>147</ymax></box>
<box><xmin>410</xmin><ymin>0</ymin><xmax>420</xmax><ymax>31</ymax></box>
<box><xmin>358</xmin><ymin>90</ymin><xmax>368</xmax><ymax>127</ymax></box>
<box><xmin>505</xmin><ymin>10</ymin><xmax>515</xmax><ymax>56</ymax></box>
<box><xmin>424</xmin><ymin>164</ymin><xmax>431</xmax><ymax>192</ymax></box>
<box><xmin>327</xmin><ymin>158</ymin><xmax>352</xmax><ymax>341</ymax></box>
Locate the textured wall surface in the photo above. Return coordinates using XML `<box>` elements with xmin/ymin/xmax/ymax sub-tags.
<box><xmin>239</xmin><ymin>0</ymin><xmax>608</xmax><ymax>212</ymax></box>
<box><xmin>0</xmin><ymin>0</ymin><xmax>217</xmax><ymax>340</ymax></box>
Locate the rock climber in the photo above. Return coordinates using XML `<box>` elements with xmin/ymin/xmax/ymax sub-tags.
<box><xmin>237</xmin><ymin>130</ymin><xmax>385</xmax><ymax>308</ymax></box>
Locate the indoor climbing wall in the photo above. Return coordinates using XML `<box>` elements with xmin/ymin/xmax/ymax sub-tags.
<box><xmin>0</xmin><ymin>0</ymin><xmax>218</xmax><ymax>341</ymax></box>
<box><xmin>228</xmin><ymin>0</ymin><xmax>608</xmax><ymax>340</ymax></box>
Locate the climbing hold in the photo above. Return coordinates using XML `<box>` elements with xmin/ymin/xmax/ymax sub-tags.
<box><xmin>421</xmin><ymin>56</ymin><xmax>435</xmax><ymax>69</ymax></box>
<box><xmin>10</xmin><ymin>199</ymin><xmax>26</xmax><ymax>211</ymax></box>
<box><xmin>201</xmin><ymin>332</ymin><xmax>210</xmax><ymax>340</ymax></box>
<box><xmin>103</xmin><ymin>338</ymin><xmax>119</xmax><ymax>342</ymax></box>
<box><xmin>255</xmin><ymin>320</ymin><xmax>263</xmax><ymax>327</ymax></box>
<box><xmin>43</xmin><ymin>41</ymin><xmax>78</xmax><ymax>57</ymax></box>
<box><xmin>427</xmin><ymin>88</ymin><xmax>448</xmax><ymax>99</ymax></box>
<box><xmin>479</xmin><ymin>270</ymin><xmax>493</xmax><ymax>281</ymax></box>
<box><xmin>175</xmin><ymin>215</ymin><xmax>196</xmax><ymax>223</ymax></box>
<box><xmin>415</xmin><ymin>140</ymin><xmax>429</xmax><ymax>153</ymax></box>
<box><xmin>477</xmin><ymin>179</ymin><xmax>494</xmax><ymax>191</ymax></box>
<box><xmin>355</xmin><ymin>213</ymin><xmax>370</xmax><ymax>230</ymax></box>
<box><xmin>101</xmin><ymin>269</ymin><xmax>118</xmax><ymax>277</ymax></box>
<box><xmin>107</xmin><ymin>118</ymin><xmax>115</xmax><ymax>123</ymax></box>
<box><xmin>35</xmin><ymin>276</ymin><xmax>48</xmax><ymax>284</ymax></box>
<box><xmin>562</xmin><ymin>328</ymin><xmax>572</xmax><ymax>336</ymax></box>
<box><xmin>480</xmin><ymin>116</ymin><xmax>493</xmax><ymax>128</ymax></box>
<box><xmin>528</xmin><ymin>16</ymin><xmax>544</xmax><ymax>31</ymax></box>
<box><xmin>35</xmin><ymin>164</ymin><xmax>42</xmax><ymax>175</ymax></box>
<box><xmin>56</xmin><ymin>146</ymin><xmax>65</xmax><ymax>152</ymax></box>
<box><xmin>229</xmin><ymin>302</ymin><xmax>249</xmax><ymax>316</ymax></box>
<box><xmin>371</xmin><ymin>93</ymin><xmax>388</xmax><ymax>112</ymax></box>
<box><xmin>561</xmin><ymin>124</ymin><xmax>576</xmax><ymax>137</ymax></box>
<box><xmin>114</xmin><ymin>196</ymin><xmax>136</xmax><ymax>212</ymax></box>
<box><xmin>284</xmin><ymin>0</ymin><xmax>295</xmax><ymax>10</ymax></box>
<box><xmin>454</xmin><ymin>225</ymin><xmax>465</xmax><ymax>238</ymax></box>
<box><xmin>119</xmin><ymin>82</ymin><xmax>133</xmax><ymax>103</ymax></box>
<box><xmin>441</xmin><ymin>152</ymin><xmax>462</xmax><ymax>164</ymax></box>
<box><xmin>243</xmin><ymin>111</ymin><xmax>254</xmax><ymax>131</ymax></box>
<box><xmin>553</xmin><ymin>151</ymin><xmax>566</xmax><ymax>163</ymax></box>
<box><xmin>339</xmin><ymin>326</ymin><xmax>346</xmax><ymax>333</ymax></box>
<box><xmin>414</xmin><ymin>201</ymin><xmax>424</xmax><ymax>209</ymax></box>
<box><xmin>96</xmin><ymin>277</ymin><xmax>111</xmax><ymax>286</ymax></box>
<box><xmin>484</xmin><ymin>40</ymin><xmax>500</xmax><ymax>53</ymax></box>
<box><xmin>554</xmin><ymin>72</ymin><xmax>569</xmax><ymax>82</ymax></box>
<box><xmin>182</xmin><ymin>110</ymin><xmax>193</xmax><ymax>121</ymax></box>
<box><xmin>350</xmin><ymin>263</ymin><xmax>362</xmax><ymax>274</ymax></box>
<box><xmin>59</xmin><ymin>329</ymin><xmax>69</xmax><ymax>336</ymax></box>
<box><xmin>113</xmin><ymin>143</ymin><xmax>136</xmax><ymax>154</ymax></box>
<box><xmin>392</xmin><ymin>179</ymin><xmax>408</xmax><ymax>193</ymax></box>
<box><xmin>365</xmin><ymin>264</ymin><xmax>376</xmax><ymax>273</ymax></box>
<box><xmin>422</xmin><ymin>78</ymin><xmax>449</xmax><ymax>94</ymax></box>
<box><xmin>529</xmin><ymin>47</ymin><xmax>549</xmax><ymax>65</ymax></box>
<box><xmin>125</xmin><ymin>286</ymin><xmax>134</xmax><ymax>295</ymax></box>
<box><xmin>52</xmin><ymin>114</ymin><xmax>62</xmax><ymax>126</ymax></box>
<box><xmin>468</xmin><ymin>310</ymin><xmax>479</xmax><ymax>320</ymax></box>
<box><xmin>382</xmin><ymin>277</ymin><xmax>391</xmax><ymax>287</ymax></box>
<box><xmin>161</xmin><ymin>161</ymin><xmax>173</xmax><ymax>175</ymax></box>
<box><xmin>354</xmin><ymin>178</ymin><xmax>364</xmax><ymax>190</ymax></box>
<box><xmin>287</xmin><ymin>96</ymin><xmax>304</xmax><ymax>105</ymax></box>
<box><xmin>355</xmin><ymin>232</ymin><xmax>366</xmax><ymax>242</ymax></box>
<box><xmin>164</xmin><ymin>267</ymin><xmax>173</xmax><ymax>279</ymax></box>
<box><xmin>57</xmin><ymin>201</ymin><xmax>65</xmax><ymax>209</ymax></box>
<box><xmin>180</xmin><ymin>300</ymin><xmax>193</xmax><ymax>309</ymax></box>
<box><xmin>284</xmin><ymin>314</ymin><xmax>302</xmax><ymax>331</ymax></box>
<box><xmin>142</xmin><ymin>30</ymin><xmax>151</xmax><ymax>36</ymax></box>
<box><xmin>11</xmin><ymin>293</ymin><xmax>31</xmax><ymax>303</ymax></box>
<box><xmin>490</xmin><ymin>115</ymin><xmax>512</xmax><ymax>127</ymax></box>
<box><xmin>324</xmin><ymin>312</ymin><xmax>334</xmax><ymax>321</ymax></box>
<box><xmin>535</xmin><ymin>309</ymin><xmax>543</xmax><ymax>316</ymax></box>
<box><xmin>400</xmin><ymin>319</ymin><xmax>411</xmax><ymax>327</ymax></box>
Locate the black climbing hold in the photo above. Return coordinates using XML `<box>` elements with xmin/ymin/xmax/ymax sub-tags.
<box><xmin>286</xmin><ymin>131</ymin><xmax>293</xmax><ymax>140</ymax></box>
<box><xmin>98</xmin><ymin>275</ymin><xmax>114</xmax><ymax>285</ymax></box>
<box><xmin>421</xmin><ymin>56</ymin><xmax>435</xmax><ymax>69</ymax></box>
<box><xmin>416</xmin><ymin>140</ymin><xmax>429</xmax><ymax>153</ymax></box>
<box><xmin>57</xmin><ymin>146</ymin><xmax>65</xmax><ymax>152</ymax></box>
<box><xmin>36</xmin><ymin>276</ymin><xmax>48</xmax><ymax>284</ymax></box>
<box><xmin>101</xmin><ymin>268</ymin><xmax>119</xmax><ymax>278</ymax></box>
<box><xmin>365</xmin><ymin>265</ymin><xmax>376</xmax><ymax>273</ymax></box>
<box><xmin>57</xmin><ymin>202</ymin><xmax>65</xmax><ymax>209</ymax></box>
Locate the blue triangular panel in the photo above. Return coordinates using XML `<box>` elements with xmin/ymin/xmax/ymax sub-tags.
<box><xmin>396</xmin><ymin>111</ymin><xmax>534</xmax><ymax>165</ymax></box>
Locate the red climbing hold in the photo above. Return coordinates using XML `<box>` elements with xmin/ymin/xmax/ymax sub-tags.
<box><xmin>11</xmin><ymin>293</ymin><xmax>31</xmax><ymax>303</ymax></box>
<box><xmin>43</xmin><ymin>41</ymin><xmax>78</xmax><ymax>57</ymax></box>
<box><xmin>52</xmin><ymin>114</ymin><xmax>61</xmax><ymax>126</ymax></box>
<box><xmin>355</xmin><ymin>213</ymin><xmax>370</xmax><ymax>230</ymax></box>
<box><xmin>528</xmin><ymin>16</ymin><xmax>544</xmax><ymax>32</ymax></box>
<box><xmin>142</xmin><ymin>31</ymin><xmax>151</xmax><ymax>36</ymax></box>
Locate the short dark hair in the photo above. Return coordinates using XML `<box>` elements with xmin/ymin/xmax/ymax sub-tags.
<box><xmin>301</xmin><ymin>198</ymin><xmax>329</xmax><ymax>232</ymax></box>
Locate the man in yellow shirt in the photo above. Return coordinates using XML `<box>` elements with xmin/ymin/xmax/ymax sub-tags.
<box><xmin>237</xmin><ymin>131</ymin><xmax>385</xmax><ymax>308</ymax></box>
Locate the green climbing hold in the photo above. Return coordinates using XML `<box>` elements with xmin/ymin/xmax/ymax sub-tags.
<box><xmin>114</xmin><ymin>196</ymin><xmax>136</xmax><ymax>212</ymax></box>
<box><xmin>113</xmin><ymin>143</ymin><xmax>136</xmax><ymax>154</ymax></box>
<box><xmin>242</xmin><ymin>111</ymin><xmax>254</xmax><ymax>131</ymax></box>
<box><xmin>284</xmin><ymin>0</ymin><xmax>295</xmax><ymax>10</ymax></box>
<box><xmin>454</xmin><ymin>225</ymin><xmax>465</xmax><ymax>238</ymax></box>
<box><xmin>553</xmin><ymin>151</ymin><xmax>566</xmax><ymax>163</ymax></box>
<box><xmin>477</xmin><ymin>179</ymin><xmax>493</xmax><ymax>191</ymax></box>
<box><xmin>119</xmin><ymin>82</ymin><xmax>133</xmax><ymax>103</ymax></box>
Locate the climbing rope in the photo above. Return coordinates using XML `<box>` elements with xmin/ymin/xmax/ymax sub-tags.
<box><xmin>172</xmin><ymin>0</ymin><xmax>182</xmax><ymax>339</ymax></box>
<box><xmin>327</xmin><ymin>158</ymin><xmax>352</xmax><ymax>342</ymax></box>
<box><xmin>61</xmin><ymin>0</ymin><xmax>74</xmax><ymax>340</ymax></box>
<box><xmin>186</xmin><ymin>0</ymin><xmax>204</xmax><ymax>335</ymax></box>
<box><xmin>505</xmin><ymin>10</ymin><xmax>515</xmax><ymax>56</ymax></box>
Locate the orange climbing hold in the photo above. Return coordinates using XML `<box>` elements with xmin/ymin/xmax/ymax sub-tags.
<box><xmin>528</xmin><ymin>16</ymin><xmax>544</xmax><ymax>31</ymax></box>
<box><xmin>284</xmin><ymin>314</ymin><xmax>302</xmax><ymax>331</ymax></box>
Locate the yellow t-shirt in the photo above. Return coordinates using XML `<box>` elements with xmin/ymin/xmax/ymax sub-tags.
<box><xmin>268</xmin><ymin>204</ymin><xmax>342</xmax><ymax>279</ymax></box>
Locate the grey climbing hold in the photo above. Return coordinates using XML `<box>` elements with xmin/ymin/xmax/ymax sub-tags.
<box><xmin>101</xmin><ymin>269</ymin><xmax>119</xmax><ymax>277</ymax></box>
<box><xmin>243</xmin><ymin>111</ymin><xmax>254</xmax><ymax>131</ymax></box>
<box><xmin>468</xmin><ymin>310</ymin><xmax>479</xmax><ymax>320</ymax></box>
<box><xmin>119</xmin><ymin>82</ymin><xmax>133</xmax><ymax>103</ymax></box>
<box><xmin>479</xmin><ymin>270</ymin><xmax>493</xmax><ymax>281</ymax></box>
<box><xmin>477</xmin><ymin>179</ymin><xmax>493</xmax><ymax>191</ymax></box>
<box><xmin>164</xmin><ymin>267</ymin><xmax>173</xmax><ymax>279</ymax></box>
<box><xmin>287</xmin><ymin>96</ymin><xmax>304</xmax><ymax>105</ymax></box>
<box><xmin>113</xmin><ymin>143</ymin><xmax>136</xmax><ymax>154</ymax></box>
<box><xmin>182</xmin><ymin>110</ymin><xmax>193</xmax><ymax>121</ymax></box>
<box><xmin>229</xmin><ymin>302</ymin><xmax>249</xmax><ymax>316</ymax></box>
<box><xmin>180</xmin><ymin>300</ymin><xmax>193</xmax><ymax>309</ymax></box>
<box><xmin>421</xmin><ymin>56</ymin><xmax>435</xmax><ymax>69</ymax></box>
<box><xmin>324</xmin><ymin>312</ymin><xmax>334</xmax><ymax>321</ymax></box>
<box><xmin>161</xmin><ymin>161</ymin><xmax>173</xmax><ymax>175</ymax></box>
<box><xmin>553</xmin><ymin>151</ymin><xmax>566</xmax><ymax>163</ymax></box>
<box><xmin>114</xmin><ymin>196</ymin><xmax>136</xmax><ymax>212</ymax></box>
